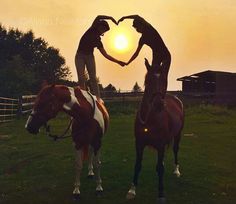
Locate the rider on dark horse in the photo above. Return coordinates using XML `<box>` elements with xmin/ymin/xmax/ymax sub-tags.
<box><xmin>119</xmin><ymin>15</ymin><xmax>171</xmax><ymax>100</ymax></box>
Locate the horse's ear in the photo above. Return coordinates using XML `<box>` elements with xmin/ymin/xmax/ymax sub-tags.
<box><xmin>144</xmin><ymin>58</ymin><xmax>151</xmax><ymax>71</ymax></box>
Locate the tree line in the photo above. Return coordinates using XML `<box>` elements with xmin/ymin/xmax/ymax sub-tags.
<box><xmin>0</xmin><ymin>24</ymin><xmax>71</xmax><ymax>97</ymax></box>
<box><xmin>0</xmin><ymin>24</ymin><xmax>142</xmax><ymax>97</ymax></box>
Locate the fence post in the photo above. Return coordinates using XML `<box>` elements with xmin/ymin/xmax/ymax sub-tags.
<box><xmin>17</xmin><ymin>96</ymin><xmax>23</xmax><ymax>118</ymax></box>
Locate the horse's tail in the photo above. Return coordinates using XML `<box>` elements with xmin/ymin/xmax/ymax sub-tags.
<box><xmin>82</xmin><ymin>145</ymin><xmax>89</xmax><ymax>161</ymax></box>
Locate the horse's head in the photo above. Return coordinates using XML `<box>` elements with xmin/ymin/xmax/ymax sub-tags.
<box><xmin>144</xmin><ymin>58</ymin><xmax>164</xmax><ymax>109</ymax></box>
<box><xmin>25</xmin><ymin>85</ymin><xmax>63</xmax><ymax>134</ymax></box>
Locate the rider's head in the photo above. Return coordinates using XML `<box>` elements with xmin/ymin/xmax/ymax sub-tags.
<box><xmin>133</xmin><ymin>18</ymin><xmax>145</xmax><ymax>33</ymax></box>
<box><xmin>94</xmin><ymin>20</ymin><xmax>110</xmax><ymax>36</ymax></box>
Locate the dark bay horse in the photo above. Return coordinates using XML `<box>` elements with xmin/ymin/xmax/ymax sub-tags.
<box><xmin>25</xmin><ymin>85</ymin><xmax>109</xmax><ymax>198</ymax></box>
<box><xmin>126</xmin><ymin>59</ymin><xmax>184</xmax><ymax>202</ymax></box>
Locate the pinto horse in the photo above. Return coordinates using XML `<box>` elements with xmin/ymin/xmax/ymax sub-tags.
<box><xmin>126</xmin><ymin>59</ymin><xmax>184</xmax><ymax>202</ymax></box>
<box><xmin>25</xmin><ymin>85</ymin><xmax>109</xmax><ymax>198</ymax></box>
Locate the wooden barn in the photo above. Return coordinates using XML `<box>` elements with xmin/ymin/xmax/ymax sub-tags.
<box><xmin>177</xmin><ymin>70</ymin><xmax>236</xmax><ymax>104</ymax></box>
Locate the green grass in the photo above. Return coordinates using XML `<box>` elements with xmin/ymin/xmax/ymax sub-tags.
<box><xmin>0</xmin><ymin>103</ymin><xmax>236</xmax><ymax>204</ymax></box>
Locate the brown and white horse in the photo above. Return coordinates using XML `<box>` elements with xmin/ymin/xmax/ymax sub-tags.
<box><xmin>126</xmin><ymin>59</ymin><xmax>184</xmax><ymax>202</ymax></box>
<box><xmin>25</xmin><ymin>85</ymin><xmax>109</xmax><ymax>198</ymax></box>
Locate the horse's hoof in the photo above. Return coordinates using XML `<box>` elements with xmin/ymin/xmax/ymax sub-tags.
<box><xmin>96</xmin><ymin>184</ymin><xmax>103</xmax><ymax>197</ymax></box>
<box><xmin>96</xmin><ymin>190</ymin><xmax>103</xmax><ymax>197</ymax></box>
<box><xmin>87</xmin><ymin>174</ymin><xmax>94</xmax><ymax>179</ymax></box>
<box><xmin>158</xmin><ymin>197</ymin><xmax>166</xmax><ymax>204</ymax></box>
<box><xmin>73</xmin><ymin>193</ymin><xmax>81</xmax><ymax>200</ymax></box>
<box><xmin>87</xmin><ymin>171</ymin><xmax>95</xmax><ymax>179</ymax></box>
<box><xmin>173</xmin><ymin>165</ymin><xmax>181</xmax><ymax>177</ymax></box>
<box><xmin>126</xmin><ymin>192</ymin><xmax>136</xmax><ymax>200</ymax></box>
<box><xmin>173</xmin><ymin>171</ymin><xmax>181</xmax><ymax>177</ymax></box>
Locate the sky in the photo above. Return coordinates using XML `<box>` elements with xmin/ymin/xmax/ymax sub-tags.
<box><xmin>0</xmin><ymin>0</ymin><xmax>235</xmax><ymax>91</ymax></box>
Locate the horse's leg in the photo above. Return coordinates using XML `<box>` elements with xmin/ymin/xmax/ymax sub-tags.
<box><xmin>156</xmin><ymin>147</ymin><xmax>165</xmax><ymax>200</ymax></box>
<box><xmin>73</xmin><ymin>149</ymin><xmax>83</xmax><ymax>199</ymax></box>
<box><xmin>126</xmin><ymin>143</ymin><xmax>144</xmax><ymax>200</ymax></box>
<box><xmin>173</xmin><ymin>133</ymin><xmax>181</xmax><ymax>177</ymax></box>
<box><xmin>93</xmin><ymin>149</ymin><xmax>103</xmax><ymax>194</ymax></box>
<box><xmin>87</xmin><ymin>145</ymin><xmax>95</xmax><ymax>178</ymax></box>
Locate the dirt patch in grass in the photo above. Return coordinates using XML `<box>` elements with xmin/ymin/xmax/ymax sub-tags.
<box><xmin>4</xmin><ymin>154</ymin><xmax>45</xmax><ymax>175</ymax></box>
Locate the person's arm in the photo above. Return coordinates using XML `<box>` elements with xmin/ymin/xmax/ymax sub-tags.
<box><xmin>118</xmin><ymin>15</ymin><xmax>140</xmax><ymax>24</ymax></box>
<box><xmin>93</xmin><ymin>15</ymin><xmax>118</xmax><ymax>25</ymax></box>
<box><xmin>98</xmin><ymin>47</ymin><xmax>125</xmax><ymax>66</ymax></box>
<box><xmin>126</xmin><ymin>43</ymin><xmax>143</xmax><ymax>65</ymax></box>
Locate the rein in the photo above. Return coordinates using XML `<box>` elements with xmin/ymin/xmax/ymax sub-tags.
<box><xmin>45</xmin><ymin>119</ymin><xmax>72</xmax><ymax>141</ymax></box>
<box><xmin>138</xmin><ymin>106</ymin><xmax>152</xmax><ymax>125</ymax></box>
<box><xmin>44</xmin><ymin>90</ymin><xmax>96</xmax><ymax>141</ymax></box>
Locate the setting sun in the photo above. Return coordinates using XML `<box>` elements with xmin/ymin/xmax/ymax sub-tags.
<box><xmin>104</xmin><ymin>23</ymin><xmax>139</xmax><ymax>55</ymax></box>
<box><xmin>114</xmin><ymin>34</ymin><xmax>128</xmax><ymax>51</ymax></box>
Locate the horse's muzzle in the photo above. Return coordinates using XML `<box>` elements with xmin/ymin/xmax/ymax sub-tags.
<box><xmin>25</xmin><ymin>123</ymin><xmax>39</xmax><ymax>134</ymax></box>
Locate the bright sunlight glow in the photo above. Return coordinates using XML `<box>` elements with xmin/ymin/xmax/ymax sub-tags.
<box><xmin>103</xmin><ymin>24</ymin><xmax>139</xmax><ymax>56</ymax></box>
<box><xmin>114</xmin><ymin>34</ymin><xmax>128</xmax><ymax>51</ymax></box>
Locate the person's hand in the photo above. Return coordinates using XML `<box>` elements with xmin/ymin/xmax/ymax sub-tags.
<box><xmin>118</xmin><ymin>61</ymin><xmax>126</xmax><ymax>67</ymax></box>
<box><xmin>111</xmin><ymin>17</ymin><xmax>118</xmax><ymax>25</ymax></box>
<box><xmin>118</xmin><ymin>17</ymin><xmax>125</xmax><ymax>24</ymax></box>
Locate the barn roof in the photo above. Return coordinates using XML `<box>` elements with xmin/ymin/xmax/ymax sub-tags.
<box><xmin>177</xmin><ymin>70</ymin><xmax>236</xmax><ymax>82</ymax></box>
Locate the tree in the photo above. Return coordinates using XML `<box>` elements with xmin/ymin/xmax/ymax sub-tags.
<box><xmin>104</xmin><ymin>83</ymin><xmax>117</xmax><ymax>93</ymax></box>
<box><xmin>103</xmin><ymin>83</ymin><xmax>117</xmax><ymax>97</ymax></box>
<box><xmin>0</xmin><ymin>24</ymin><xmax>71</xmax><ymax>96</ymax></box>
<box><xmin>132</xmin><ymin>82</ymin><xmax>142</xmax><ymax>93</ymax></box>
<box><xmin>0</xmin><ymin>55</ymin><xmax>35</xmax><ymax>96</ymax></box>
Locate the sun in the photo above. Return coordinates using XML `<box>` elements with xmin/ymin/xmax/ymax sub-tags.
<box><xmin>103</xmin><ymin>24</ymin><xmax>138</xmax><ymax>55</ymax></box>
<box><xmin>114</xmin><ymin>34</ymin><xmax>128</xmax><ymax>51</ymax></box>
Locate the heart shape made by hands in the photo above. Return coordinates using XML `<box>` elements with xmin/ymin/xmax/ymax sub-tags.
<box><xmin>101</xmin><ymin>18</ymin><xmax>140</xmax><ymax>62</ymax></box>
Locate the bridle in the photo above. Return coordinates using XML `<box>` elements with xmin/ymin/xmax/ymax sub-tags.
<box><xmin>139</xmin><ymin>62</ymin><xmax>165</xmax><ymax>125</ymax></box>
<box><xmin>29</xmin><ymin>112</ymin><xmax>48</xmax><ymax>127</ymax></box>
<box><xmin>138</xmin><ymin>91</ymin><xmax>164</xmax><ymax>125</ymax></box>
<box><xmin>29</xmin><ymin>111</ymin><xmax>71</xmax><ymax>141</ymax></box>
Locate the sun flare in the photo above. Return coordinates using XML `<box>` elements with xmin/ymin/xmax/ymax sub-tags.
<box><xmin>104</xmin><ymin>24</ymin><xmax>139</xmax><ymax>56</ymax></box>
<box><xmin>114</xmin><ymin>34</ymin><xmax>128</xmax><ymax>51</ymax></box>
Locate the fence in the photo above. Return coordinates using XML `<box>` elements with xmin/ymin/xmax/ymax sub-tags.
<box><xmin>0</xmin><ymin>95</ymin><xmax>36</xmax><ymax>123</ymax></box>
<box><xmin>18</xmin><ymin>95</ymin><xmax>37</xmax><ymax>115</ymax></box>
<box><xmin>1</xmin><ymin>90</ymin><xmax>235</xmax><ymax>123</ymax></box>
<box><xmin>101</xmin><ymin>91</ymin><xmax>143</xmax><ymax>102</ymax></box>
<box><xmin>0</xmin><ymin>91</ymin><xmax>142</xmax><ymax>123</ymax></box>
<box><xmin>177</xmin><ymin>92</ymin><xmax>236</xmax><ymax>106</ymax></box>
<box><xmin>0</xmin><ymin>97</ymin><xmax>19</xmax><ymax>123</ymax></box>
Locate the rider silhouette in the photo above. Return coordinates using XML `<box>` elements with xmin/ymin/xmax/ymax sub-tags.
<box><xmin>119</xmin><ymin>15</ymin><xmax>171</xmax><ymax>98</ymax></box>
<box><xmin>75</xmin><ymin>15</ymin><xmax>125</xmax><ymax>99</ymax></box>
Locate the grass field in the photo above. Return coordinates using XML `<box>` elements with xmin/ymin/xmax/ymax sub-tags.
<box><xmin>0</xmin><ymin>102</ymin><xmax>236</xmax><ymax>204</ymax></box>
